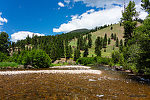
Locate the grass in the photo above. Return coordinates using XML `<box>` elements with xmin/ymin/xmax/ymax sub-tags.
<box><xmin>0</xmin><ymin>62</ymin><xmax>19</xmax><ymax>68</ymax></box>
<box><xmin>70</xmin><ymin>23</ymin><xmax>124</xmax><ymax>58</ymax></box>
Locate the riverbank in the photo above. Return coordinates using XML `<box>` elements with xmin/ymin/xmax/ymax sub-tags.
<box><xmin>94</xmin><ymin>64</ymin><xmax>150</xmax><ymax>84</ymax></box>
<box><xmin>0</xmin><ymin>65</ymin><xmax>101</xmax><ymax>75</ymax></box>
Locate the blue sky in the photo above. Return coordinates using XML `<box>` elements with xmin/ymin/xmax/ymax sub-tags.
<box><xmin>0</xmin><ymin>0</ymin><xmax>148</xmax><ymax>42</ymax></box>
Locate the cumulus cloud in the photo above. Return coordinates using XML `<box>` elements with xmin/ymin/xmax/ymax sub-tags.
<box><xmin>58</xmin><ymin>2</ymin><xmax>65</xmax><ymax>7</ymax></box>
<box><xmin>0</xmin><ymin>12</ymin><xmax>8</xmax><ymax>25</ymax></box>
<box><xmin>53</xmin><ymin>7</ymin><xmax>123</xmax><ymax>33</ymax></box>
<box><xmin>135</xmin><ymin>3</ymin><xmax>149</xmax><ymax>20</ymax></box>
<box><xmin>53</xmin><ymin>1</ymin><xmax>148</xmax><ymax>33</ymax></box>
<box><xmin>11</xmin><ymin>31</ymin><xmax>45</xmax><ymax>42</ymax></box>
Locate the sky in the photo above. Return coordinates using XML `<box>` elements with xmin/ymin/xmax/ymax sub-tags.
<box><xmin>0</xmin><ymin>0</ymin><xmax>148</xmax><ymax>42</ymax></box>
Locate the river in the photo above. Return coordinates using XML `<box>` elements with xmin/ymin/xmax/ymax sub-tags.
<box><xmin>0</xmin><ymin>65</ymin><xmax>149</xmax><ymax>99</ymax></box>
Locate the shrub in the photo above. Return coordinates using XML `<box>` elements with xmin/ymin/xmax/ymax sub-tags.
<box><xmin>96</xmin><ymin>56</ymin><xmax>111</xmax><ymax>65</ymax></box>
<box><xmin>112</xmin><ymin>51</ymin><xmax>124</xmax><ymax>65</ymax></box>
<box><xmin>25</xmin><ymin>50</ymin><xmax>52</xmax><ymax>68</ymax></box>
<box><xmin>0</xmin><ymin>52</ymin><xmax>8</xmax><ymax>62</ymax></box>
<box><xmin>77</xmin><ymin>57</ymin><xmax>96</xmax><ymax>65</ymax></box>
<box><xmin>16</xmin><ymin>50</ymin><xmax>52</xmax><ymax>68</ymax></box>
<box><xmin>17</xmin><ymin>50</ymin><xmax>29</xmax><ymax>64</ymax></box>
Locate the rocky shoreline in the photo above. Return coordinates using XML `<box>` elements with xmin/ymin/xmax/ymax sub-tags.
<box><xmin>0</xmin><ymin>65</ymin><xmax>102</xmax><ymax>75</ymax></box>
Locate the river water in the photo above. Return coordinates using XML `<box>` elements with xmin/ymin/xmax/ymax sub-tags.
<box><xmin>0</xmin><ymin>65</ymin><xmax>149</xmax><ymax>99</ymax></box>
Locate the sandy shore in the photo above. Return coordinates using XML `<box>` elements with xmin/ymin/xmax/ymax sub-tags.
<box><xmin>0</xmin><ymin>65</ymin><xmax>101</xmax><ymax>75</ymax></box>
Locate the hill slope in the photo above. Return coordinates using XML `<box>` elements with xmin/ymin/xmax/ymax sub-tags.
<box><xmin>70</xmin><ymin>23</ymin><xmax>124</xmax><ymax>57</ymax></box>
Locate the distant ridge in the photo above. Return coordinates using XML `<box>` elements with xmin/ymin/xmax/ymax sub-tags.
<box><xmin>69</xmin><ymin>29</ymin><xmax>89</xmax><ymax>33</ymax></box>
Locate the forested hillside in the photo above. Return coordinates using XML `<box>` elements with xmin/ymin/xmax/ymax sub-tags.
<box><xmin>70</xmin><ymin>23</ymin><xmax>124</xmax><ymax>57</ymax></box>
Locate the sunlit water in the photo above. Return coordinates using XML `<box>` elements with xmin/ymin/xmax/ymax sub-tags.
<box><xmin>0</xmin><ymin>65</ymin><xmax>149</xmax><ymax>100</ymax></box>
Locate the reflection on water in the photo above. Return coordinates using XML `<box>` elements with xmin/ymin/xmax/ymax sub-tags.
<box><xmin>0</xmin><ymin>65</ymin><xmax>149</xmax><ymax>100</ymax></box>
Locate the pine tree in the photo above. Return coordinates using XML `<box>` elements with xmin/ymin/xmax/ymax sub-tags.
<box><xmin>104</xmin><ymin>48</ymin><xmax>106</xmax><ymax>52</ymax></box>
<box><xmin>74</xmin><ymin>48</ymin><xmax>81</xmax><ymax>61</ymax></box>
<box><xmin>116</xmin><ymin>37</ymin><xmax>119</xmax><ymax>47</ymax></box>
<box><xmin>121</xmin><ymin>1</ymin><xmax>137</xmax><ymax>46</ymax></box>
<box><xmin>65</xmin><ymin>40</ymin><xmax>72</xmax><ymax>60</ymax></box>
<box><xmin>103</xmin><ymin>33</ymin><xmax>107</xmax><ymax>48</ymax></box>
<box><xmin>26</xmin><ymin>35</ymin><xmax>31</xmax><ymax>45</ymax></box>
<box><xmin>88</xmin><ymin>34</ymin><xmax>92</xmax><ymax>48</ymax></box>
<box><xmin>111</xmin><ymin>33</ymin><xmax>114</xmax><ymax>39</ymax></box>
<box><xmin>12</xmin><ymin>42</ymin><xmax>15</xmax><ymax>52</ymax></box>
<box><xmin>141</xmin><ymin>0</ymin><xmax>150</xmax><ymax>13</ymax></box>
<box><xmin>0</xmin><ymin>32</ymin><xmax>9</xmax><ymax>54</ymax></box>
<box><xmin>95</xmin><ymin>37</ymin><xmax>102</xmax><ymax>56</ymax></box>
<box><xmin>108</xmin><ymin>38</ymin><xmax>111</xmax><ymax>45</ymax></box>
<box><xmin>83</xmin><ymin>47</ymin><xmax>89</xmax><ymax>57</ymax></box>
<box><xmin>114</xmin><ymin>33</ymin><xmax>116</xmax><ymax>41</ymax></box>
<box><xmin>111</xmin><ymin>26</ymin><xmax>113</xmax><ymax>30</ymax></box>
<box><xmin>119</xmin><ymin>39</ymin><xmax>123</xmax><ymax>52</ymax></box>
<box><xmin>77</xmin><ymin>35</ymin><xmax>84</xmax><ymax>50</ymax></box>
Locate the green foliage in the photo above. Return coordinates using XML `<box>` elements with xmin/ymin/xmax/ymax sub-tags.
<box><xmin>0</xmin><ymin>62</ymin><xmax>19</xmax><ymax>68</ymax></box>
<box><xmin>116</xmin><ymin>37</ymin><xmax>119</xmax><ymax>47</ymax></box>
<box><xmin>26</xmin><ymin>35</ymin><xmax>32</xmax><ymax>45</ymax></box>
<box><xmin>103</xmin><ymin>33</ymin><xmax>107</xmax><ymax>48</ymax></box>
<box><xmin>95</xmin><ymin>56</ymin><xmax>111</xmax><ymax>65</ymax></box>
<box><xmin>141</xmin><ymin>0</ymin><xmax>150</xmax><ymax>13</ymax></box>
<box><xmin>0</xmin><ymin>52</ymin><xmax>8</xmax><ymax>62</ymax></box>
<box><xmin>114</xmin><ymin>33</ymin><xmax>116</xmax><ymax>40</ymax></box>
<box><xmin>0</xmin><ymin>32</ymin><xmax>9</xmax><ymax>54</ymax></box>
<box><xmin>111</xmin><ymin>33</ymin><xmax>114</xmax><ymax>39</ymax></box>
<box><xmin>134</xmin><ymin>18</ymin><xmax>150</xmax><ymax>72</ymax></box>
<box><xmin>121</xmin><ymin>1</ymin><xmax>137</xmax><ymax>46</ymax></box>
<box><xmin>83</xmin><ymin>47</ymin><xmax>89</xmax><ymax>57</ymax></box>
<box><xmin>112</xmin><ymin>51</ymin><xmax>124</xmax><ymax>65</ymax></box>
<box><xmin>104</xmin><ymin>48</ymin><xmax>106</xmax><ymax>52</ymax></box>
<box><xmin>119</xmin><ymin>39</ymin><xmax>123</xmax><ymax>52</ymax></box>
<box><xmin>110</xmin><ymin>26</ymin><xmax>113</xmax><ymax>30</ymax></box>
<box><xmin>108</xmin><ymin>38</ymin><xmax>111</xmax><ymax>45</ymax></box>
<box><xmin>17</xmin><ymin>50</ymin><xmax>52</xmax><ymax>68</ymax></box>
<box><xmin>88</xmin><ymin>34</ymin><xmax>92</xmax><ymax>48</ymax></box>
<box><xmin>95</xmin><ymin>46</ymin><xmax>101</xmax><ymax>56</ymax></box>
<box><xmin>73</xmin><ymin>49</ymin><xmax>81</xmax><ymax>61</ymax></box>
<box><xmin>95</xmin><ymin>37</ymin><xmax>102</xmax><ymax>56</ymax></box>
<box><xmin>77</xmin><ymin>57</ymin><xmax>96</xmax><ymax>65</ymax></box>
<box><xmin>77</xmin><ymin>35</ymin><xmax>84</xmax><ymax>50</ymax></box>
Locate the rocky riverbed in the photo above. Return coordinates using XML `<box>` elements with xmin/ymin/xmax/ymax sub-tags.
<box><xmin>0</xmin><ymin>65</ymin><xmax>149</xmax><ymax>100</ymax></box>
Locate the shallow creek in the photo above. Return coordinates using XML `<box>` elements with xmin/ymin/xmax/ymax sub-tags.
<box><xmin>0</xmin><ymin>65</ymin><xmax>149</xmax><ymax>100</ymax></box>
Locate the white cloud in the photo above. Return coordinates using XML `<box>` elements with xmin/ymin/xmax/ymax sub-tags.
<box><xmin>64</xmin><ymin>0</ymin><xmax>70</xmax><ymax>4</ymax></box>
<box><xmin>135</xmin><ymin>3</ymin><xmax>149</xmax><ymax>20</ymax></box>
<box><xmin>11</xmin><ymin>31</ymin><xmax>45</xmax><ymax>42</ymax></box>
<box><xmin>58</xmin><ymin>2</ymin><xmax>65</xmax><ymax>7</ymax></box>
<box><xmin>53</xmin><ymin>1</ymin><xmax>148</xmax><ymax>33</ymax></box>
<box><xmin>73</xmin><ymin>0</ymin><xmax>141</xmax><ymax>8</ymax></box>
<box><xmin>53</xmin><ymin>7</ymin><xmax>123</xmax><ymax>33</ymax></box>
<box><xmin>0</xmin><ymin>12</ymin><xmax>8</xmax><ymax>25</ymax></box>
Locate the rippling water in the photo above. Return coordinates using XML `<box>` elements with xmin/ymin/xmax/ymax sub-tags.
<box><xmin>0</xmin><ymin>65</ymin><xmax>149</xmax><ymax>100</ymax></box>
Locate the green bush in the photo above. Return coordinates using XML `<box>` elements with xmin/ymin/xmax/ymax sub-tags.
<box><xmin>0</xmin><ymin>52</ymin><xmax>8</xmax><ymax>62</ymax></box>
<box><xmin>17</xmin><ymin>50</ymin><xmax>29</xmax><ymax>64</ymax></box>
<box><xmin>24</xmin><ymin>50</ymin><xmax>52</xmax><ymax>68</ymax></box>
<box><xmin>77</xmin><ymin>57</ymin><xmax>96</xmax><ymax>65</ymax></box>
<box><xmin>96</xmin><ymin>56</ymin><xmax>111</xmax><ymax>65</ymax></box>
<box><xmin>112</xmin><ymin>51</ymin><xmax>124</xmax><ymax>65</ymax></box>
<box><xmin>15</xmin><ymin>50</ymin><xmax>52</xmax><ymax>68</ymax></box>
